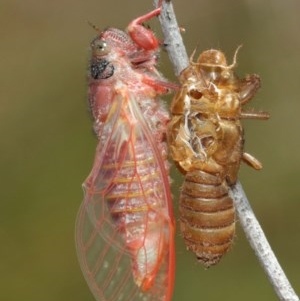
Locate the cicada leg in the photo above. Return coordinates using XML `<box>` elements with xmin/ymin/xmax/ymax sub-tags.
<box><xmin>127</xmin><ymin>7</ymin><xmax>161</xmax><ymax>51</ymax></box>
<box><xmin>241</xmin><ymin>111</ymin><xmax>270</xmax><ymax>120</ymax></box>
<box><xmin>239</xmin><ymin>74</ymin><xmax>261</xmax><ymax>105</ymax></box>
<box><xmin>242</xmin><ymin>152</ymin><xmax>263</xmax><ymax>170</ymax></box>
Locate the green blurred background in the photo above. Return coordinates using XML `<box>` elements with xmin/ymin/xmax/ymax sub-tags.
<box><xmin>1</xmin><ymin>0</ymin><xmax>299</xmax><ymax>300</ymax></box>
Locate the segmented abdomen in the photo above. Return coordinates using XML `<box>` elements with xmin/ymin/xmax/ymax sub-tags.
<box><xmin>100</xmin><ymin>137</ymin><xmax>171</xmax><ymax>290</ymax></box>
<box><xmin>179</xmin><ymin>170</ymin><xmax>235</xmax><ymax>267</ymax></box>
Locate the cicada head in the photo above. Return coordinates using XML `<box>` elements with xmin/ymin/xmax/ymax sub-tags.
<box><xmin>198</xmin><ymin>49</ymin><xmax>228</xmax><ymax>66</ymax></box>
<box><xmin>89</xmin><ymin>27</ymin><xmax>145</xmax><ymax>81</ymax></box>
<box><xmin>89</xmin><ymin>35</ymin><xmax>115</xmax><ymax>80</ymax></box>
<box><xmin>98</xmin><ymin>28</ymin><xmax>138</xmax><ymax>57</ymax></box>
<box><xmin>197</xmin><ymin>50</ymin><xmax>231</xmax><ymax>83</ymax></box>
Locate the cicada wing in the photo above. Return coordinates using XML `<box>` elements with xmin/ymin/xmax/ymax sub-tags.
<box><xmin>76</xmin><ymin>91</ymin><xmax>174</xmax><ymax>301</ymax></box>
<box><xmin>76</xmin><ymin>201</ymin><xmax>138</xmax><ymax>301</ymax></box>
<box><xmin>80</xmin><ymin>94</ymin><xmax>128</xmax><ymax>252</ymax></box>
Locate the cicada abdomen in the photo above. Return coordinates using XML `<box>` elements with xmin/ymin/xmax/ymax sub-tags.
<box><xmin>168</xmin><ymin>48</ymin><xmax>269</xmax><ymax>267</ymax></box>
<box><xmin>76</xmin><ymin>8</ymin><xmax>175</xmax><ymax>301</ymax></box>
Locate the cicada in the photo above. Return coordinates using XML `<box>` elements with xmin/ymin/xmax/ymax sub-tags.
<box><xmin>76</xmin><ymin>7</ymin><xmax>175</xmax><ymax>301</ymax></box>
<box><xmin>168</xmin><ymin>47</ymin><xmax>269</xmax><ymax>267</ymax></box>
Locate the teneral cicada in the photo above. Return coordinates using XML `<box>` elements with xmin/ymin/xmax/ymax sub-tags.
<box><xmin>168</xmin><ymin>47</ymin><xmax>269</xmax><ymax>267</ymax></box>
<box><xmin>76</xmin><ymin>7</ymin><xmax>175</xmax><ymax>301</ymax></box>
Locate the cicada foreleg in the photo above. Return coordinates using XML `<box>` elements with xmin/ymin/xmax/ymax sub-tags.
<box><xmin>127</xmin><ymin>7</ymin><xmax>161</xmax><ymax>51</ymax></box>
<box><xmin>239</xmin><ymin>74</ymin><xmax>270</xmax><ymax>120</ymax></box>
<box><xmin>239</xmin><ymin>74</ymin><xmax>261</xmax><ymax>105</ymax></box>
<box><xmin>238</xmin><ymin>73</ymin><xmax>268</xmax><ymax>169</ymax></box>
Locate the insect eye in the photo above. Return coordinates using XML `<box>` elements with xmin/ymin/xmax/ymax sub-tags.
<box><xmin>188</xmin><ymin>89</ymin><xmax>203</xmax><ymax>100</ymax></box>
<box><xmin>92</xmin><ymin>39</ymin><xmax>110</xmax><ymax>56</ymax></box>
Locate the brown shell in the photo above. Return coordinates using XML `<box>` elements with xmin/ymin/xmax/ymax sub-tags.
<box><xmin>168</xmin><ymin>48</ymin><xmax>269</xmax><ymax>267</ymax></box>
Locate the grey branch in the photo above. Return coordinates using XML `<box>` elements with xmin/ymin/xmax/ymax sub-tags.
<box><xmin>230</xmin><ymin>181</ymin><xmax>299</xmax><ymax>301</ymax></box>
<box><xmin>154</xmin><ymin>0</ymin><xmax>299</xmax><ymax>300</ymax></box>
<box><xmin>155</xmin><ymin>0</ymin><xmax>189</xmax><ymax>76</ymax></box>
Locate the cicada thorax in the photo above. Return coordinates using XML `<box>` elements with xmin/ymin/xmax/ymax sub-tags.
<box><xmin>168</xmin><ymin>48</ymin><xmax>268</xmax><ymax>267</ymax></box>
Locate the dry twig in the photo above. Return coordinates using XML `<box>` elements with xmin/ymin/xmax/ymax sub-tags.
<box><xmin>153</xmin><ymin>0</ymin><xmax>299</xmax><ymax>300</ymax></box>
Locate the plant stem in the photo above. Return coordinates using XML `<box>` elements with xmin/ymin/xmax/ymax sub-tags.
<box><xmin>230</xmin><ymin>181</ymin><xmax>299</xmax><ymax>301</ymax></box>
<box><xmin>155</xmin><ymin>0</ymin><xmax>189</xmax><ymax>76</ymax></box>
<box><xmin>154</xmin><ymin>1</ymin><xmax>299</xmax><ymax>300</ymax></box>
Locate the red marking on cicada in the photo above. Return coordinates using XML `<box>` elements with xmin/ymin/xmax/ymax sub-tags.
<box><xmin>76</xmin><ymin>7</ymin><xmax>175</xmax><ymax>301</ymax></box>
<box><xmin>168</xmin><ymin>47</ymin><xmax>269</xmax><ymax>267</ymax></box>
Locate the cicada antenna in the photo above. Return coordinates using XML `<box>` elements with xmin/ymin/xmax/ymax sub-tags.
<box><xmin>87</xmin><ymin>21</ymin><xmax>101</xmax><ymax>34</ymax></box>
<box><xmin>189</xmin><ymin>47</ymin><xmax>210</xmax><ymax>85</ymax></box>
<box><xmin>227</xmin><ymin>44</ymin><xmax>243</xmax><ymax>69</ymax></box>
<box><xmin>189</xmin><ymin>47</ymin><xmax>198</xmax><ymax>65</ymax></box>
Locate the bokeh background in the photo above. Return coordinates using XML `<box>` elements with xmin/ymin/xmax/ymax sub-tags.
<box><xmin>1</xmin><ymin>0</ymin><xmax>299</xmax><ymax>300</ymax></box>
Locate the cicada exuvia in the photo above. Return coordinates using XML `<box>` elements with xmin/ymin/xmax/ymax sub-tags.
<box><xmin>76</xmin><ymin>7</ymin><xmax>176</xmax><ymax>301</ymax></box>
<box><xmin>168</xmin><ymin>47</ymin><xmax>269</xmax><ymax>267</ymax></box>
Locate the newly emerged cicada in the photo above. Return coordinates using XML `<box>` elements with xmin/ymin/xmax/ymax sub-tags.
<box><xmin>76</xmin><ymin>7</ymin><xmax>176</xmax><ymax>301</ymax></box>
<box><xmin>168</xmin><ymin>47</ymin><xmax>269</xmax><ymax>267</ymax></box>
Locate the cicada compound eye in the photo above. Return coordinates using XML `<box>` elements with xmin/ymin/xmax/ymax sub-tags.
<box><xmin>91</xmin><ymin>39</ymin><xmax>111</xmax><ymax>57</ymax></box>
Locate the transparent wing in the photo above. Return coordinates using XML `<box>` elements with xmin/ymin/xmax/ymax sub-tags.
<box><xmin>76</xmin><ymin>91</ymin><xmax>174</xmax><ymax>301</ymax></box>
